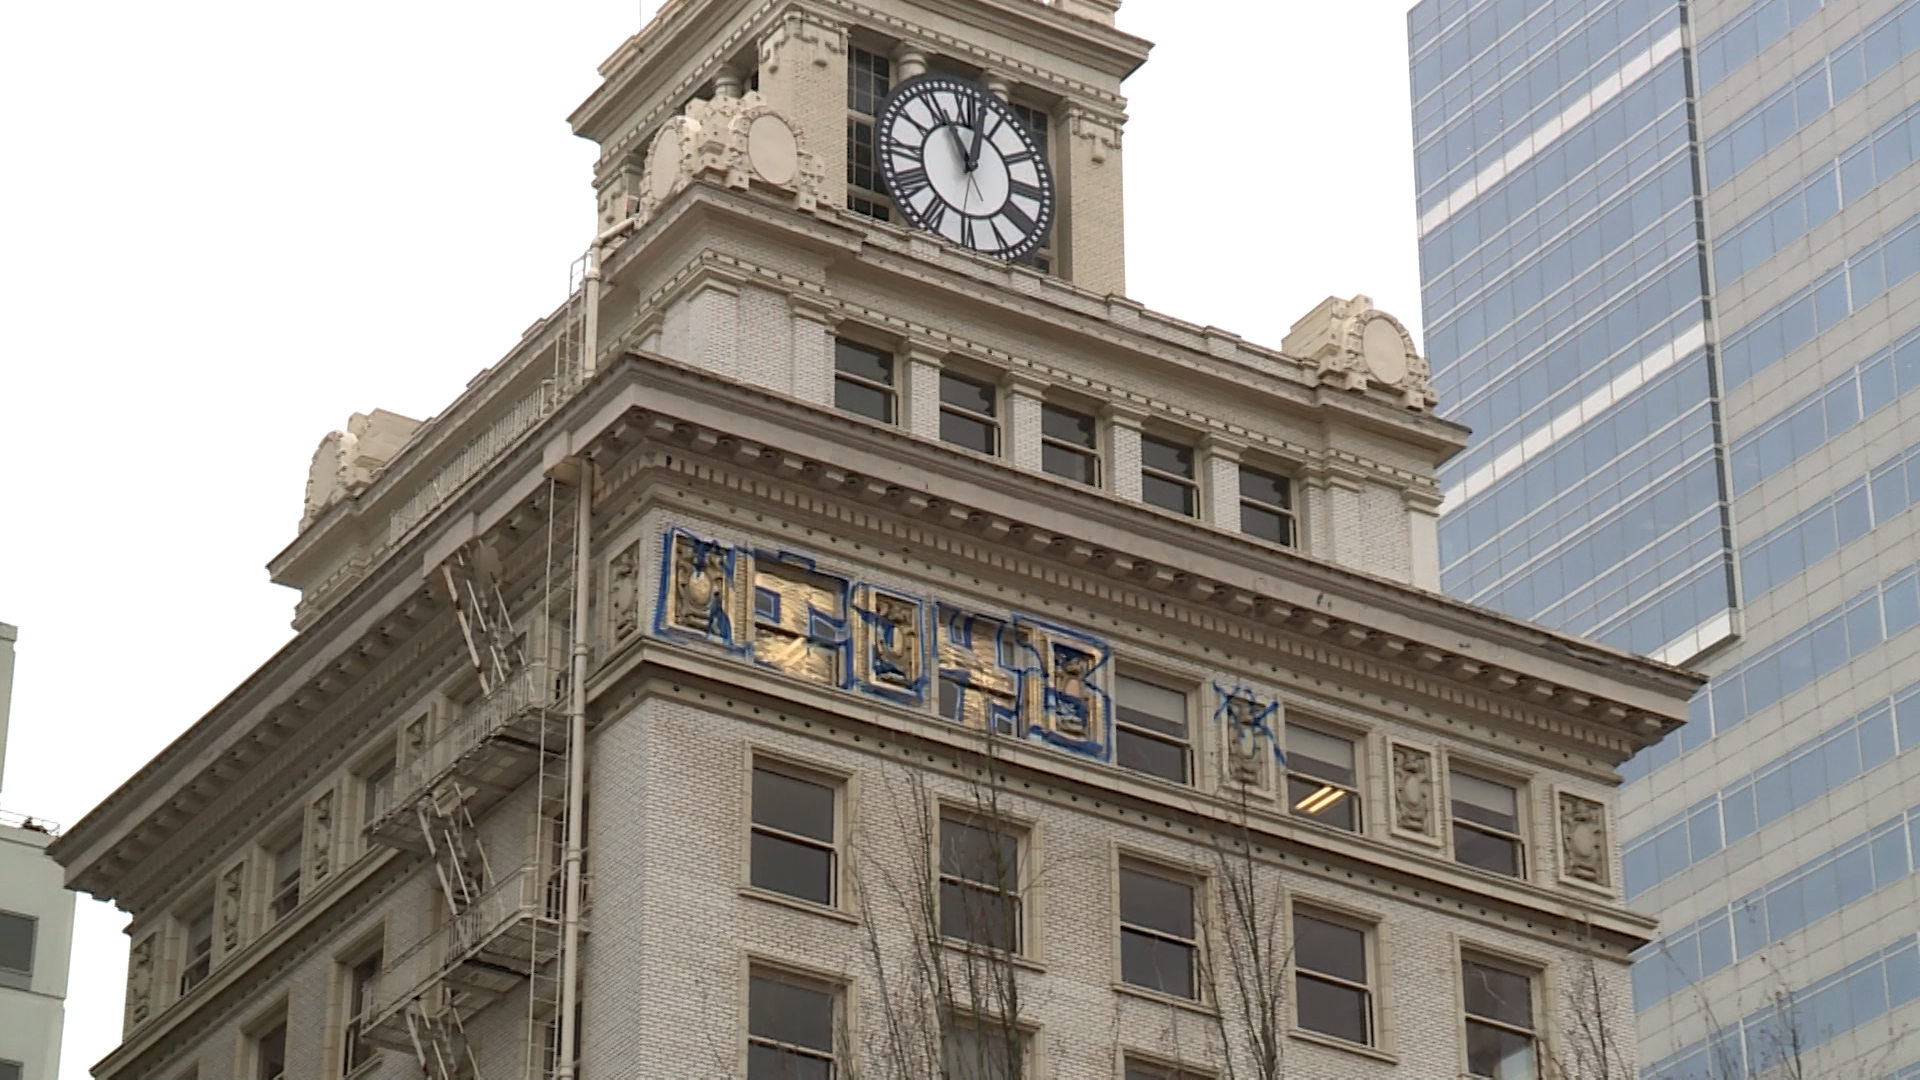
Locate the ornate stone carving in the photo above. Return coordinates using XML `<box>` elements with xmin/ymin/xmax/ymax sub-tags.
<box><xmin>667</xmin><ymin>531</ymin><xmax>735</xmax><ymax>639</ymax></box>
<box><xmin>1217</xmin><ymin>687</ymin><xmax>1280</xmax><ymax>785</ymax></box>
<box><xmin>635</xmin><ymin>91</ymin><xmax>825</xmax><ymax>225</ymax></box>
<box><xmin>756</xmin><ymin>9</ymin><xmax>845</xmax><ymax>75</ymax></box>
<box><xmin>608</xmin><ymin>541</ymin><xmax>642</xmax><ymax>642</ymax></box>
<box><xmin>404</xmin><ymin>715</ymin><xmax>428</xmax><ymax>766</ymax></box>
<box><xmin>127</xmin><ymin>934</ymin><xmax>155</xmax><ymax>1025</ymax></box>
<box><xmin>218</xmin><ymin>863</ymin><xmax>244</xmax><ymax>956</ymax></box>
<box><xmin>299</xmin><ymin>409</ymin><xmax>421</xmax><ymax>530</ymax></box>
<box><xmin>1282</xmin><ymin>294</ymin><xmax>1438</xmax><ymax>412</ymax></box>
<box><xmin>749</xmin><ymin>556</ymin><xmax>846</xmax><ymax>684</ymax></box>
<box><xmin>308</xmin><ymin>789</ymin><xmax>335</xmax><ymax>884</ymax></box>
<box><xmin>1391</xmin><ymin>742</ymin><xmax>1436</xmax><ymax>837</ymax></box>
<box><xmin>1020</xmin><ymin>618</ymin><xmax>1109</xmax><ymax>755</ymax></box>
<box><xmin>1559</xmin><ymin>792</ymin><xmax>1611</xmax><ymax>887</ymax></box>
<box><xmin>854</xmin><ymin>587</ymin><xmax>924</xmax><ymax>702</ymax></box>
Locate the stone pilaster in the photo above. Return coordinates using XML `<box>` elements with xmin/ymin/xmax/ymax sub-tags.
<box><xmin>1062</xmin><ymin>104</ymin><xmax>1126</xmax><ymax>297</ymax></box>
<box><xmin>1103</xmin><ymin>402</ymin><xmax>1145</xmax><ymax>501</ymax></box>
<box><xmin>1004</xmin><ymin>371</ymin><xmax>1047</xmax><ymax>472</ymax></box>
<box><xmin>1406</xmin><ymin>489</ymin><xmax>1443</xmax><ymax>592</ymax></box>
<box><xmin>756</xmin><ymin>9</ymin><xmax>848</xmax><ymax>204</ymax></box>
<box><xmin>904</xmin><ymin>342</ymin><xmax>944</xmax><ymax>441</ymax></box>
<box><xmin>1199</xmin><ymin>435</ymin><xmax>1243</xmax><ymax>531</ymax></box>
<box><xmin>789</xmin><ymin>295</ymin><xmax>839</xmax><ymax>408</ymax></box>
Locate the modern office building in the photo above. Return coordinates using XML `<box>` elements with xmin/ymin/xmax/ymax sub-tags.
<box><xmin>1411</xmin><ymin>0</ymin><xmax>1920</xmax><ymax>1074</ymax></box>
<box><xmin>0</xmin><ymin>622</ymin><xmax>79</xmax><ymax>1080</ymax></box>
<box><xmin>47</xmin><ymin>3</ymin><xmax>1700</xmax><ymax>1080</ymax></box>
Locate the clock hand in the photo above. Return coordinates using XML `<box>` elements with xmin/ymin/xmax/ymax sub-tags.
<box><xmin>928</xmin><ymin>98</ymin><xmax>971</xmax><ymax>169</ymax></box>
<box><xmin>967</xmin><ymin>98</ymin><xmax>984</xmax><ymax>173</ymax></box>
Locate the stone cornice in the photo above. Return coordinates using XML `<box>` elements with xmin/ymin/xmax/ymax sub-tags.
<box><xmin>593</xmin><ymin>646</ymin><xmax>1660</xmax><ymax>956</ymax></box>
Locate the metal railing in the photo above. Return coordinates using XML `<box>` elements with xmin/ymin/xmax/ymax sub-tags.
<box><xmin>389</xmin><ymin>664</ymin><xmax>565</xmax><ymax>817</ymax></box>
<box><xmin>0</xmin><ymin>808</ymin><xmax>62</xmax><ymax>836</ymax></box>
<box><xmin>366</xmin><ymin>863</ymin><xmax>558</xmax><ymax>1029</ymax></box>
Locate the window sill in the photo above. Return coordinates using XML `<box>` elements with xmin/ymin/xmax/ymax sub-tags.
<box><xmin>1113</xmin><ymin>982</ymin><xmax>1215</xmax><ymax>1019</ymax></box>
<box><xmin>941</xmin><ymin>940</ymin><xmax>1047</xmax><ymax>975</ymax></box>
<box><xmin>1287</xmin><ymin>1026</ymin><xmax>1398</xmax><ymax>1065</ymax></box>
<box><xmin>738</xmin><ymin>886</ymin><xmax>860</xmax><ymax>926</ymax></box>
<box><xmin>345</xmin><ymin>1051</ymin><xmax>384</xmax><ymax>1080</ymax></box>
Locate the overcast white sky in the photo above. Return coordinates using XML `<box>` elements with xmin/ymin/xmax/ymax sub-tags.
<box><xmin>0</xmin><ymin>2</ymin><xmax>1423</xmax><ymax>1076</ymax></box>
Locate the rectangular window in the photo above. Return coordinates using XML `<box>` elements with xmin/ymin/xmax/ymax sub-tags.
<box><xmin>939</xmin><ymin>371</ymin><xmax>1000</xmax><ymax>455</ymax></box>
<box><xmin>750</xmin><ymin>764</ymin><xmax>838</xmax><ymax>907</ymax></box>
<box><xmin>939</xmin><ymin>814</ymin><xmax>1023</xmax><ymax>953</ymax></box>
<box><xmin>1010</xmin><ymin>102</ymin><xmax>1053</xmax><ymax>274</ymax></box>
<box><xmin>1293</xmin><ymin>910</ymin><xmax>1374</xmax><ymax>1046</ymax></box>
<box><xmin>846</xmin><ymin>47</ymin><xmax>893</xmax><ymax>221</ymax></box>
<box><xmin>343</xmin><ymin>953</ymin><xmax>380</xmax><ymax>1074</ymax></box>
<box><xmin>942</xmin><ymin>1022</ymin><xmax>1025</xmax><ymax>1080</ymax></box>
<box><xmin>1114</xmin><ymin>676</ymin><xmax>1190</xmax><ymax>784</ymax></box>
<box><xmin>1124</xmin><ymin>1064</ymin><xmax>1206</xmax><ymax>1080</ymax></box>
<box><xmin>834</xmin><ymin>338</ymin><xmax>896</xmax><ymax>423</ymax></box>
<box><xmin>1451</xmin><ymin>772</ymin><xmax>1527</xmax><ymax>879</ymax></box>
<box><xmin>0</xmin><ymin>912</ymin><xmax>34</xmax><ymax>984</ymax></box>
<box><xmin>179</xmin><ymin>910</ymin><xmax>213</xmax><ymax>995</ymax></box>
<box><xmin>1240</xmin><ymin>467</ymin><xmax>1297</xmax><ymax>547</ymax></box>
<box><xmin>748</xmin><ymin>972</ymin><xmax>837</xmax><ymax>1080</ymax></box>
<box><xmin>1462</xmin><ymin>957</ymin><xmax>1537</xmax><ymax>1079</ymax></box>
<box><xmin>1140</xmin><ymin>435</ymin><xmax>1197</xmax><ymax>516</ymax></box>
<box><xmin>1119</xmin><ymin>865</ymin><xmax>1197</xmax><ymax>999</ymax></box>
<box><xmin>1286</xmin><ymin>726</ymin><xmax>1360</xmax><ymax>833</ymax></box>
<box><xmin>257</xmin><ymin>1022</ymin><xmax>288</xmax><ymax>1080</ymax></box>
<box><xmin>361</xmin><ymin>758</ymin><xmax>395</xmax><ymax>830</ymax></box>
<box><xmin>0</xmin><ymin>1060</ymin><xmax>20</xmax><ymax>1080</ymax></box>
<box><xmin>1040</xmin><ymin>404</ymin><xmax>1099</xmax><ymax>485</ymax></box>
<box><xmin>269</xmin><ymin>839</ymin><xmax>302</xmax><ymax>922</ymax></box>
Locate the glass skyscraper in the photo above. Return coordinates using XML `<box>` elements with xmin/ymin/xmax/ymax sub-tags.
<box><xmin>1410</xmin><ymin>0</ymin><xmax>1920</xmax><ymax>1074</ymax></box>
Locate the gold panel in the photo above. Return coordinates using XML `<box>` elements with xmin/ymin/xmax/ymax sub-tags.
<box><xmin>1021</xmin><ymin>621</ymin><xmax>1107</xmax><ymax>749</ymax></box>
<box><xmin>667</xmin><ymin>531</ymin><xmax>738</xmax><ymax>641</ymax></box>
<box><xmin>855</xmin><ymin>587</ymin><xmax>925</xmax><ymax>699</ymax></box>
<box><xmin>751</xmin><ymin>557</ymin><xmax>846</xmax><ymax>685</ymax></box>
<box><xmin>936</xmin><ymin>608</ymin><xmax>1020</xmax><ymax>732</ymax></box>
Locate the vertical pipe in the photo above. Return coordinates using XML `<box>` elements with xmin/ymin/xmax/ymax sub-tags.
<box><xmin>582</xmin><ymin>248</ymin><xmax>602</xmax><ymax>381</ymax></box>
<box><xmin>556</xmin><ymin>460</ymin><xmax>592</xmax><ymax>1080</ymax></box>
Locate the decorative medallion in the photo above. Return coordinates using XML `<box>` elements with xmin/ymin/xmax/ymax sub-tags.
<box><xmin>1018</xmin><ymin>616</ymin><xmax>1111</xmax><ymax>758</ymax></box>
<box><xmin>660</xmin><ymin>529</ymin><xmax>740</xmax><ymax>643</ymax></box>
<box><xmin>127</xmin><ymin>934</ymin><xmax>155</xmax><ymax>1025</ymax></box>
<box><xmin>853</xmin><ymin>586</ymin><xmax>927</xmax><ymax>704</ymax></box>
<box><xmin>1214</xmin><ymin>684</ymin><xmax>1282</xmax><ymax>786</ymax></box>
<box><xmin>219</xmin><ymin>862</ymin><xmax>244</xmax><ymax>956</ymax></box>
<box><xmin>1558</xmin><ymin>791</ymin><xmax>1612</xmax><ymax>888</ymax></box>
<box><xmin>308</xmin><ymin>789</ymin><xmax>335</xmax><ymax>885</ymax></box>
<box><xmin>1390</xmin><ymin>741</ymin><xmax>1438</xmax><ymax>840</ymax></box>
<box><xmin>608</xmin><ymin>540</ymin><xmax>642</xmax><ymax>643</ymax></box>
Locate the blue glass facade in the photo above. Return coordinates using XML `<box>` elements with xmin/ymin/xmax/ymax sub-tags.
<box><xmin>1411</xmin><ymin>0</ymin><xmax>1920</xmax><ymax>1074</ymax></box>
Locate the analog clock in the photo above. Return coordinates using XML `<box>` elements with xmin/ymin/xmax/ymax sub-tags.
<box><xmin>875</xmin><ymin>75</ymin><xmax>1055</xmax><ymax>261</ymax></box>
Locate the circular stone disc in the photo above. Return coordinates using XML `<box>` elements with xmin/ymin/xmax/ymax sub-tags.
<box><xmin>1361</xmin><ymin>319</ymin><xmax>1408</xmax><ymax>385</ymax></box>
<box><xmin>648</xmin><ymin>128</ymin><xmax>684</xmax><ymax>202</ymax></box>
<box><xmin>747</xmin><ymin>114</ymin><xmax>798</xmax><ymax>186</ymax></box>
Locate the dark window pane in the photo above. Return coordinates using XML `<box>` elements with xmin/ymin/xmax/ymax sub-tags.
<box><xmin>1120</xmin><ymin>868</ymin><xmax>1194</xmax><ymax>937</ymax></box>
<box><xmin>1041</xmin><ymin>404</ymin><xmax>1096</xmax><ymax>446</ymax></box>
<box><xmin>1041</xmin><ymin>443</ymin><xmax>1097</xmax><ymax>484</ymax></box>
<box><xmin>748</xmin><ymin>1045</ymin><xmax>830</xmax><ymax>1080</ymax></box>
<box><xmin>1288</xmin><ymin>727</ymin><xmax>1356</xmax><ymax>784</ymax></box>
<box><xmin>751</xmin><ymin>833</ymin><xmax>834</xmax><ymax>905</ymax></box>
<box><xmin>1118</xmin><ymin>729</ymin><xmax>1189</xmax><ymax>784</ymax></box>
<box><xmin>940</xmin><ymin>373</ymin><xmax>995</xmax><ymax>414</ymax></box>
<box><xmin>1288</xmin><ymin>775</ymin><xmax>1358</xmax><ymax>831</ymax></box>
<box><xmin>752</xmin><ymin>769</ymin><xmax>834</xmax><ymax>841</ymax></box>
<box><xmin>1141</xmin><ymin>436</ymin><xmax>1193</xmax><ymax>477</ymax></box>
<box><xmin>1463</xmin><ymin>960</ymin><xmax>1534</xmax><ymax>1028</ymax></box>
<box><xmin>1451</xmin><ymin>773</ymin><xmax>1520</xmax><ymax>831</ymax></box>
<box><xmin>1242</xmin><ymin>504</ymin><xmax>1295</xmax><ymax>546</ymax></box>
<box><xmin>1121</xmin><ymin>928</ymin><xmax>1195</xmax><ymax>998</ymax></box>
<box><xmin>939</xmin><ymin>675</ymin><xmax>965</xmax><ymax>720</ymax></box>
<box><xmin>1455</xmin><ymin>826</ymin><xmax>1524</xmax><ymax>877</ymax></box>
<box><xmin>1465</xmin><ymin>1020</ymin><xmax>1536</xmax><ymax>1079</ymax></box>
<box><xmin>940</xmin><ymin>880</ymin><xmax>1019</xmax><ymax>951</ymax></box>
<box><xmin>834</xmin><ymin>340</ymin><xmax>893</xmax><ymax>383</ymax></box>
<box><xmin>1141</xmin><ymin>473</ymin><xmax>1196</xmax><ymax>516</ymax></box>
<box><xmin>1297</xmin><ymin>973</ymin><xmax>1371</xmax><ymax>1045</ymax></box>
<box><xmin>0</xmin><ymin>914</ymin><xmax>32</xmax><ymax>975</ymax></box>
<box><xmin>1294</xmin><ymin>914</ymin><xmax>1366</xmax><ymax>982</ymax></box>
<box><xmin>835</xmin><ymin>378</ymin><xmax>893</xmax><ymax>423</ymax></box>
<box><xmin>941</xmin><ymin>820</ymin><xmax>1017</xmax><ymax>886</ymax></box>
<box><xmin>259</xmin><ymin>1025</ymin><xmax>288</xmax><ymax>1080</ymax></box>
<box><xmin>1241</xmin><ymin>468</ymin><xmax>1291</xmax><ymax>507</ymax></box>
<box><xmin>941</xmin><ymin>411</ymin><xmax>997</xmax><ymax>454</ymax></box>
<box><xmin>1116</xmin><ymin>677</ymin><xmax>1187</xmax><ymax>737</ymax></box>
<box><xmin>749</xmin><ymin>976</ymin><xmax>834</xmax><ymax>1051</ymax></box>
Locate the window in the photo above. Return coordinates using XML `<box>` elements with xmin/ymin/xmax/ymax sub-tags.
<box><xmin>343</xmin><ymin>952</ymin><xmax>380</xmax><ymax>1074</ymax></box>
<box><xmin>0</xmin><ymin>1060</ymin><xmax>19</xmax><ymax>1080</ymax></box>
<box><xmin>0</xmin><ymin>912</ymin><xmax>34</xmax><ymax>986</ymax></box>
<box><xmin>269</xmin><ymin>838</ymin><xmax>302</xmax><ymax>922</ymax></box>
<box><xmin>361</xmin><ymin>758</ymin><xmax>395</xmax><ymax>830</ymax></box>
<box><xmin>750</xmin><ymin>764</ymin><xmax>838</xmax><ymax>907</ymax></box>
<box><xmin>179</xmin><ymin>909</ymin><xmax>213</xmax><ymax>995</ymax></box>
<box><xmin>748</xmin><ymin>972</ymin><xmax>837</xmax><ymax>1080</ymax></box>
<box><xmin>833</xmin><ymin>338</ymin><xmax>895</xmax><ymax>423</ymax></box>
<box><xmin>1040</xmin><ymin>403</ymin><xmax>1099</xmax><ymax>485</ymax></box>
<box><xmin>1293</xmin><ymin>910</ymin><xmax>1374</xmax><ymax>1046</ymax></box>
<box><xmin>1140</xmin><ymin>435</ymin><xmax>1197</xmax><ymax>516</ymax></box>
<box><xmin>1240</xmin><ymin>467</ymin><xmax>1297</xmax><ymax>547</ymax></box>
<box><xmin>1009</xmin><ymin>102</ymin><xmax>1053</xmax><ymax>274</ymax></box>
<box><xmin>1462</xmin><ymin>957</ymin><xmax>1537</xmax><ymax>1079</ymax></box>
<box><xmin>846</xmin><ymin>47</ymin><xmax>892</xmax><ymax>221</ymax></box>
<box><xmin>939</xmin><ymin>814</ymin><xmax>1023</xmax><ymax>952</ymax></box>
<box><xmin>1114</xmin><ymin>676</ymin><xmax>1190</xmax><ymax>784</ymax></box>
<box><xmin>1286</xmin><ymin>726</ymin><xmax>1360</xmax><ymax>833</ymax></box>
<box><xmin>1452</xmin><ymin>772</ymin><xmax>1526</xmax><ymax>878</ymax></box>
<box><xmin>942</xmin><ymin>1022</ymin><xmax>1025</xmax><ymax>1080</ymax></box>
<box><xmin>940</xmin><ymin>371</ymin><xmax>1000</xmax><ymax>455</ymax></box>
<box><xmin>1123</xmin><ymin>1063</ymin><xmax>1207</xmax><ymax>1080</ymax></box>
<box><xmin>1119</xmin><ymin>866</ymin><xmax>1197</xmax><ymax>999</ymax></box>
<box><xmin>257</xmin><ymin>1021</ymin><xmax>288</xmax><ymax>1080</ymax></box>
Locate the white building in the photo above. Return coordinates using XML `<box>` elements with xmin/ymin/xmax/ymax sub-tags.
<box><xmin>1</xmin><ymin>622</ymin><xmax>78</xmax><ymax>1080</ymax></box>
<box><xmin>51</xmin><ymin>3</ymin><xmax>1699</xmax><ymax>1079</ymax></box>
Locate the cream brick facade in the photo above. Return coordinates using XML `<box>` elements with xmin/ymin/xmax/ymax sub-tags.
<box><xmin>51</xmin><ymin>3</ymin><xmax>1698</xmax><ymax>1080</ymax></box>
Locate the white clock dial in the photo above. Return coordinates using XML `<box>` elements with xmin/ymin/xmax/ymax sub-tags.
<box><xmin>874</xmin><ymin>75</ymin><xmax>1054</xmax><ymax>261</ymax></box>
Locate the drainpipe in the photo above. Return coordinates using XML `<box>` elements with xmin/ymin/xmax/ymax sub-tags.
<box><xmin>556</xmin><ymin>458</ymin><xmax>593</xmax><ymax>1080</ymax></box>
<box><xmin>582</xmin><ymin>218</ymin><xmax>639</xmax><ymax>380</ymax></box>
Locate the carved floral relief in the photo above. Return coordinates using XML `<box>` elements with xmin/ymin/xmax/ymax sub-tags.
<box><xmin>665</xmin><ymin>530</ymin><xmax>738</xmax><ymax>641</ymax></box>
<box><xmin>608</xmin><ymin>541</ymin><xmax>641</xmax><ymax>643</ymax></box>
<box><xmin>1558</xmin><ymin>791</ymin><xmax>1612</xmax><ymax>888</ymax></box>
<box><xmin>219</xmin><ymin>862</ymin><xmax>244</xmax><ymax>956</ymax></box>
<box><xmin>853</xmin><ymin>587</ymin><xmax>925</xmax><ymax>703</ymax></box>
<box><xmin>1019</xmin><ymin>618</ymin><xmax>1109</xmax><ymax>756</ymax></box>
<box><xmin>1214</xmin><ymin>685</ymin><xmax>1282</xmax><ymax>786</ymax></box>
<box><xmin>127</xmin><ymin>934</ymin><xmax>155</xmax><ymax>1025</ymax></box>
<box><xmin>1390</xmin><ymin>742</ymin><xmax>1437</xmax><ymax>839</ymax></box>
<box><xmin>308</xmin><ymin>789</ymin><xmax>335</xmax><ymax>885</ymax></box>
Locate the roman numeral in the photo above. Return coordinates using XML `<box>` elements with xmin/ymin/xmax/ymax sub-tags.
<box><xmin>999</xmin><ymin>202</ymin><xmax>1036</xmax><ymax>238</ymax></box>
<box><xmin>1008</xmin><ymin>181</ymin><xmax>1044</xmax><ymax>203</ymax></box>
<box><xmin>961</xmin><ymin>217</ymin><xmax>978</xmax><ymax>250</ymax></box>
<box><xmin>891</xmin><ymin>167</ymin><xmax>930</xmax><ymax>198</ymax></box>
<box><xmin>1003</xmin><ymin>149</ymin><xmax>1035</xmax><ymax>166</ymax></box>
<box><xmin>925</xmin><ymin>200</ymin><xmax>948</xmax><ymax>234</ymax></box>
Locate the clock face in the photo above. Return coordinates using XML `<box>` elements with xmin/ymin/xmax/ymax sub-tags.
<box><xmin>875</xmin><ymin>75</ymin><xmax>1055</xmax><ymax>261</ymax></box>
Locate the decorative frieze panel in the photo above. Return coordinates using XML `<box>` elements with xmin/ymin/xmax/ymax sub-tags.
<box><xmin>1214</xmin><ymin>682</ymin><xmax>1283</xmax><ymax>787</ymax></box>
<box><xmin>853</xmin><ymin>586</ymin><xmax>926</xmax><ymax>705</ymax></box>
<box><xmin>1389</xmin><ymin>739</ymin><xmax>1440</xmax><ymax>845</ymax></box>
<box><xmin>307</xmin><ymin>788</ymin><xmax>336</xmax><ymax>887</ymax></box>
<box><xmin>1556</xmin><ymin>789</ymin><xmax>1613</xmax><ymax>892</ymax></box>
<box><xmin>608</xmin><ymin>541</ymin><xmax>643</xmax><ymax>644</ymax></box>
<box><xmin>218</xmin><ymin>861</ymin><xmax>245</xmax><ymax>959</ymax></box>
<box><xmin>658</xmin><ymin>527</ymin><xmax>743</xmax><ymax>644</ymax></box>
<box><xmin>127</xmin><ymin>933</ymin><xmax>156</xmax><ymax>1027</ymax></box>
